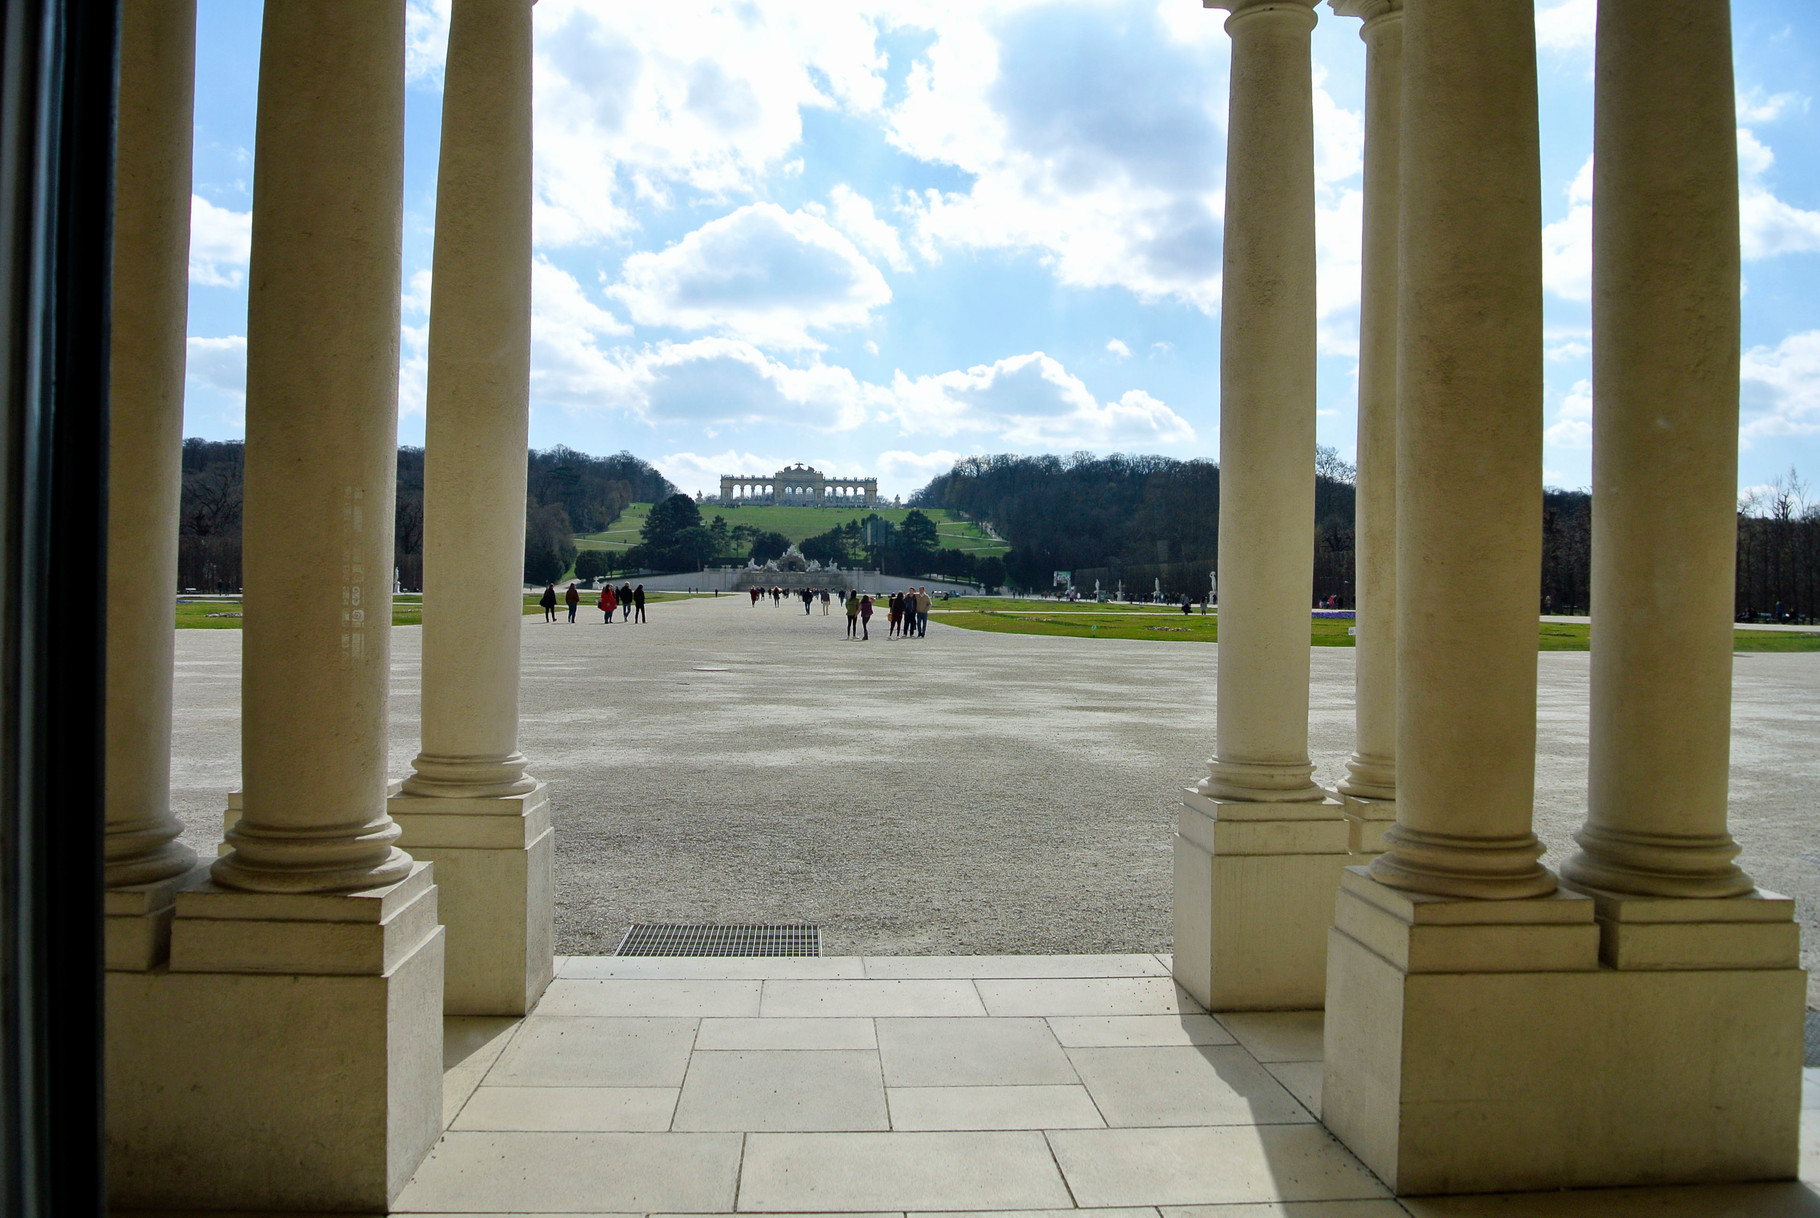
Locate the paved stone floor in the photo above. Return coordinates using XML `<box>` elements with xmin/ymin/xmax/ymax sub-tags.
<box><xmin>388</xmin><ymin>954</ymin><xmax>1820</xmax><ymax>1216</ymax></box>
<box><xmin>169</xmin><ymin>594</ymin><xmax>1820</xmax><ymax>996</ymax></box>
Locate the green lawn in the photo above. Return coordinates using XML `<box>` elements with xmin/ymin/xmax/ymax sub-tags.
<box><xmin>932</xmin><ymin>609</ymin><xmax>1820</xmax><ymax>651</ymax></box>
<box><xmin>576</xmin><ymin>502</ymin><xmax>1008</xmax><ymax>556</ymax></box>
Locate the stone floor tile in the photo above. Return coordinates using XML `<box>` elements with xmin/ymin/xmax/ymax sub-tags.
<box><xmin>697</xmin><ymin>1016</ymin><xmax>878</xmax><ymax>1050</ymax></box>
<box><xmin>862</xmin><ymin>954</ymin><xmax>1168</xmax><ymax>979</ymax></box>
<box><xmin>489</xmin><ymin>1016</ymin><xmax>699</xmax><ymax>1087</ymax></box>
<box><xmin>1804</xmin><ymin>1067</ymin><xmax>1820</xmax><ymax>1110</ymax></box>
<box><xmin>1048</xmin><ymin>1014</ymin><xmax>1235</xmax><ymax>1048</ymax></box>
<box><xmin>977</xmin><ymin>977</ymin><xmax>1204</xmax><ymax>1018</ymax></box>
<box><xmin>1065</xmin><ymin>1045</ymin><xmax>1312</xmax><ymax>1127</ymax></box>
<box><xmin>1398</xmin><ymin>1181</ymin><xmax>1820</xmax><ymax>1216</ymax></box>
<box><xmin>760</xmin><ymin>979</ymin><xmax>988</xmax><ymax>1018</ymax></box>
<box><xmin>1214</xmin><ymin>1012</ymin><xmax>1326</xmax><ymax>1064</ymax></box>
<box><xmin>906</xmin><ymin>1210</ymin><xmax>1160</xmax><ymax>1218</ymax></box>
<box><xmin>1163</xmin><ymin>1204</ymin><xmax>1409</xmax><ymax>1217</ymax></box>
<box><xmin>672</xmin><ymin>1049</ymin><xmax>889</xmax><ymax>1132</ymax></box>
<box><xmin>533</xmin><ymin>978</ymin><xmax>762</xmax><ymax>1017</ymax></box>
<box><xmin>737</xmin><ymin>1131</ymin><xmax>1074</xmax><ymax>1211</ymax></box>
<box><xmin>1265</xmin><ymin>1061</ymin><xmax>1324</xmax><ymax>1116</ymax></box>
<box><xmin>451</xmin><ymin>1085</ymin><xmax>679</xmax><ymax>1131</ymax></box>
<box><xmin>662</xmin><ymin>1213</ymin><xmax>900</xmax><ymax>1218</ymax></box>
<box><xmin>564</xmin><ymin>956</ymin><xmax>866</xmax><ymax>980</ymax></box>
<box><xmin>390</xmin><ymin>1131</ymin><xmax>742</xmax><ymax>1213</ymax></box>
<box><xmin>1047</xmin><ymin>1125</ymin><xmax>1389</xmax><ymax>1207</ymax></box>
<box><xmin>887</xmin><ymin>1083</ymin><xmax>1105</xmax><ymax>1130</ymax></box>
<box><xmin>442</xmin><ymin>1016</ymin><xmax>523</xmax><ymax>1128</ymax></box>
<box><xmin>877</xmin><ymin>1017</ymin><xmax>1077</xmax><ymax>1087</ymax></box>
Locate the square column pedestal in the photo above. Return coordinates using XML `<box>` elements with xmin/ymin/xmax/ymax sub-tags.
<box><xmin>106</xmin><ymin>862</ymin><xmax>445</xmax><ymax>1213</ymax></box>
<box><xmin>1339</xmin><ymin>792</ymin><xmax>1395</xmax><ymax>857</ymax></box>
<box><xmin>1173</xmin><ymin>789</ymin><xmax>1352</xmax><ymax>1010</ymax></box>
<box><xmin>1322</xmin><ymin>866</ymin><xmax>1805</xmax><ymax>1195</ymax></box>
<box><xmin>389</xmin><ymin>782</ymin><xmax>554</xmax><ymax>1016</ymax></box>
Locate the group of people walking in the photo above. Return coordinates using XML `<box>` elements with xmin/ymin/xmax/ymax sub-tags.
<box><xmin>840</xmin><ymin>586</ymin><xmax>931</xmax><ymax>641</ymax></box>
<box><xmin>542</xmin><ymin>580</ymin><xmax>645</xmax><ymax>625</ymax></box>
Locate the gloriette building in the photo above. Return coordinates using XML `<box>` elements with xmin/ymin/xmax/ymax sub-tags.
<box><xmin>719</xmin><ymin>462</ymin><xmax>878</xmax><ymax>507</ymax></box>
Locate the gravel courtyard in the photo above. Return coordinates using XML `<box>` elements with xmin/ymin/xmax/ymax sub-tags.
<box><xmin>170</xmin><ymin>595</ymin><xmax>1820</xmax><ymax>996</ymax></box>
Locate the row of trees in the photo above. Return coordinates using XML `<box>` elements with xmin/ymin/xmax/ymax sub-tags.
<box><xmin>911</xmin><ymin>450</ymin><xmax>1358</xmax><ymax>600</ymax></box>
<box><xmin>175</xmin><ymin>440</ymin><xmax>674</xmax><ymax>592</ymax></box>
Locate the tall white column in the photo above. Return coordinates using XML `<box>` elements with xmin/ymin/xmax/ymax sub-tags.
<box><xmin>1202</xmin><ymin>0</ymin><xmax>1321</xmax><ymax>804</ymax></box>
<box><xmin>104</xmin><ymin>0</ymin><xmax>200</xmax><ymax>972</ymax></box>
<box><xmin>1561</xmin><ymin>0</ymin><xmax>1752</xmax><ymax>902</ymax></box>
<box><xmin>1330</xmin><ymin>0</ymin><xmax>1401</xmax><ymax>855</ymax></box>
<box><xmin>389</xmin><ymin>0</ymin><xmax>552</xmax><ymax>1017</ymax></box>
<box><xmin>1173</xmin><ymin>0</ymin><xmax>1348</xmax><ymax>1012</ymax></box>
<box><xmin>110</xmin><ymin>5</ymin><xmax>445</xmax><ymax>1209</ymax></box>
<box><xmin>1321</xmin><ymin>0</ymin><xmax>1799</xmax><ymax>1194</ymax></box>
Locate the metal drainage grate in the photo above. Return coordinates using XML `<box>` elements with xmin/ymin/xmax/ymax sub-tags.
<box><xmin>615</xmin><ymin>923</ymin><xmax>821</xmax><ymax>957</ymax></box>
<box><xmin>1805</xmin><ymin>1011</ymin><xmax>1820</xmax><ymax>1068</ymax></box>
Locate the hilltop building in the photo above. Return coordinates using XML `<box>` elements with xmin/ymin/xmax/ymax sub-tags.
<box><xmin>718</xmin><ymin>463</ymin><xmax>878</xmax><ymax>507</ymax></box>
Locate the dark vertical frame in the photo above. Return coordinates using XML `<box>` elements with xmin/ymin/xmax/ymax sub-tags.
<box><xmin>0</xmin><ymin>0</ymin><xmax>116</xmax><ymax>1214</ymax></box>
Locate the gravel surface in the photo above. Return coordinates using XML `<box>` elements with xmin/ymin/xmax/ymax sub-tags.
<box><xmin>170</xmin><ymin>595</ymin><xmax>1820</xmax><ymax>999</ymax></box>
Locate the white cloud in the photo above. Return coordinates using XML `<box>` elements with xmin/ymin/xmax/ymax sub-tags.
<box><xmin>1741</xmin><ymin>329</ymin><xmax>1820</xmax><ymax>441</ymax></box>
<box><xmin>1737</xmin><ymin>129</ymin><xmax>1820</xmax><ymax>260</ymax></box>
<box><xmin>530</xmin><ymin>0</ymin><xmax>889</xmax><ymax>247</ymax></box>
<box><xmin>405</xmin><ymin>0</ymin><xmax>452</xmax><ymax>85</ymax></box>
<box><xmin>1535</xmin><ymin>0</ymin><xmax>1595</xmax><ymax>54</ymax></box>
<box><xmin>1544</xmin><ymin>377</ymin><xmax>1593</xmax><ymax>449</ymax></box>
<box><xmin>656</xmin><ymin>449</ymin><xmax>788</xmax><ymax>495</ymax></box>
<box><xmin>1106</xmin><ymin>339</ymin><xmax>1132</xmax><ymax>360</ymax></box>
<box><xmin>877</xmin><ymin>448</ymin><xmax>970</xmax><ymax>487</ymax></box>
<box><xmin>1542</xmin><ymin>156</ymin><xmax>1593</xmax><ymax>302</ymax></box>
<box><xmin>189</xmin><ymin>195</ymin><xmax>250</xmax><ymax>287</ymax></box>
<box><xmin>809</xmin><ymin>184</ymin><xmax>911</xmax><ymax>272</ymax></box>
<box><xmin>609</xmin><ymin>203</ymin><xmax>891</xmax><ymax>349</ymax></box>
<box><xmin>185</xmin><ymin>335</ymin><xmax>247</xmax><ymax>401</ymax></box>
<box><xmin>889</xmin><ymin>3</ymin><xmax>1232</xmax><ymax>310</ymax></box>
<box><xmin>886</xmin><ymin>351</ymin><xmax>1195</xmax><ymax>447</ymax></box>
<box><xmin>1737</xmin><ymin>88</ymin><xmax>1807</xmax><ymax>125</ymax></box>
<box><xmin>1547</xmin><ymin>338</ymin><xmax>1590</xmax><ymax>363</ymax></box>
<box><xmin>398</xmin><ymin>270</ymin><xmax>434</xmax><ymax>418</ymax></box>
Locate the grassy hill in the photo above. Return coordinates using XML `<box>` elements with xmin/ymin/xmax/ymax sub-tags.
<box><xmin>577</xmin><ymin>503</ymin><xmax>1008</xmax><ymax>557</ymax></box>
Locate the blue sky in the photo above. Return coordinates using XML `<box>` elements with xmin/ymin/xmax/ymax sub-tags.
<box><xmin>181</xmin><ymin>0</ymin><xmax>1820</xmax><ymax>500</ymax></box>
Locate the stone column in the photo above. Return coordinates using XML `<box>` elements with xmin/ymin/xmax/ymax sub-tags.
<box><xmin>1173</xmin><ymin>0</ymin><xmax>1348</xmax><ymax>1011</ymax></box>
<box><xmin>1320</xmin><ymin>0</ymin><xmax>1799</xmax><ymax>1193</ymax></box>
<box><xmin>109</xmin><ymin>4</ymin><xmax>444</xmax><ymax>1210</ymax></box>
<box><xmin>103</xmin><ymin>0</ymin><xmax>200</xmax><ymax>971</ymax></box>
<box><xmin>1560</xmin><ymin>0</ymin><xmax>1752</xmax><ymax>903</ymax></box>
<box><xmin>389</xmin><ymin>0</ymin><xmax>552</xmax><ymax>1017</ymax></box>
<box><xmin>1330</xmin><ymin>0</ymin><xmax>1401</xmax><ymax>859</ymax></box>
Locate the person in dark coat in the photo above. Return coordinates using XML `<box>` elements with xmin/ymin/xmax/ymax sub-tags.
<box><xmin>565</xmin><ymin>582</ymin><xmax>580</xmax><ymax>623</ymax></box>
<box><xmin>540</xmin><ymin>583</ymin><xmax>557</xmax><ymax>623</ymax></box>
<box><xmin>633</xmin><ymin>583</ymin><xmax>646</xmax><ymax>623</ymax></box>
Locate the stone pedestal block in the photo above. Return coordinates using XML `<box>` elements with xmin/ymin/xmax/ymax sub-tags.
<box><xmin>106</xmin><ymin>863</ymin><xmax>444</xmax><ymax>1212</ymax></box>
<box><xmin>1322</xmin><ymin>868</ymin><xmax>1804</xmax><ymax>1195</ymax></box>
<box><xmin>390</xmin><ymin>782</ymin><xmax>554</xmax><ymax>1015</ymax></box>
<box><xmin>1173</xmin><ymin>790</ymin><xmax>1350</xmax><ymax>1010</ymax></box>
<box><xmin>104</xmin><ymin>870</ymin><xmax>191</xmax><ymax>971</ymax></box>
<box><xmin>1339</xmin><ymin>791</ymin><xmax>1395</xmax><ymax>856</ymax></box>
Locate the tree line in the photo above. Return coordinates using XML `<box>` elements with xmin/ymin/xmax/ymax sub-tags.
<box><xmin>177</xmin><ymin>440</ymin><xmax>673</xmax><ymax>592</ymax></box>
<box><xmin>910</xmin><ymin>451</ymin><xmax>1359</xmax><ymax>599</ymax></box>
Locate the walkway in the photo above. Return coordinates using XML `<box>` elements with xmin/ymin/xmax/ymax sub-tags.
<box><xmin>397</xmin><ymin>953</ymin><xmax>1820</xmax><ymax>1216</ymax></box>
<box><xmin>167</xmin><ymin>594</ymin><xmax>1820</xmax><ymax>996</ymax></box>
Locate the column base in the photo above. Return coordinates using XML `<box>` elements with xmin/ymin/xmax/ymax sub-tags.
<box><xmin>104</xmin><ymin>870</ymin><xmax>191</xmax><ymax>970</ymax></box>
<box><xmin>1323</xmin><ymin>868</ymin><xmax>1804</xmax><ymax>1195</ymax></box>
<box><xmin>1337</xmin><ymin>791</ymin><xmax>1396</xmax><ymax>856</ymax></box>
<box><xmin>389</xmin><ymin>781</ymin><xmax>553</xmax><ymax>1015</ymax></box>
<box><xmin>106</xmin><ymin>862</ymin><xmax>444</xmax><ymax>1212</ymax></box>
<box><xmin>1172</xmin><ymin>788</ymin><xmax>1350</xmax><ymax>1010</ymax></box>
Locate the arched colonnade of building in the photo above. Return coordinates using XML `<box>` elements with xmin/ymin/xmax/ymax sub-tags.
<box><xmin>98</xmin><ymin>0</ymin><xmax>1800</xmax><ymax>1210</ymax></box>
<box><xmin>719</xmin><ymin>466</ymin><xmax>880</xmax><ymax>506</ymax></box>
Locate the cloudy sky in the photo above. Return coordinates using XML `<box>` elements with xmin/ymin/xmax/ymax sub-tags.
<box><xmin>181</xmin><ymin>0</ymin><xmax>1820</xmax><ymax>499</ymax></box>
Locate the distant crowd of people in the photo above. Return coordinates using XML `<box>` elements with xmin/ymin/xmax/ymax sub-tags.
<box><xmin>742</xmin><ymin>583</ymin><xmax>935</xmax><ymax>642</ymax></box>
<box><xmin>541</xmin><ymin>580</ymin><xmax>646</xmax><ymax>625</ymax></box>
